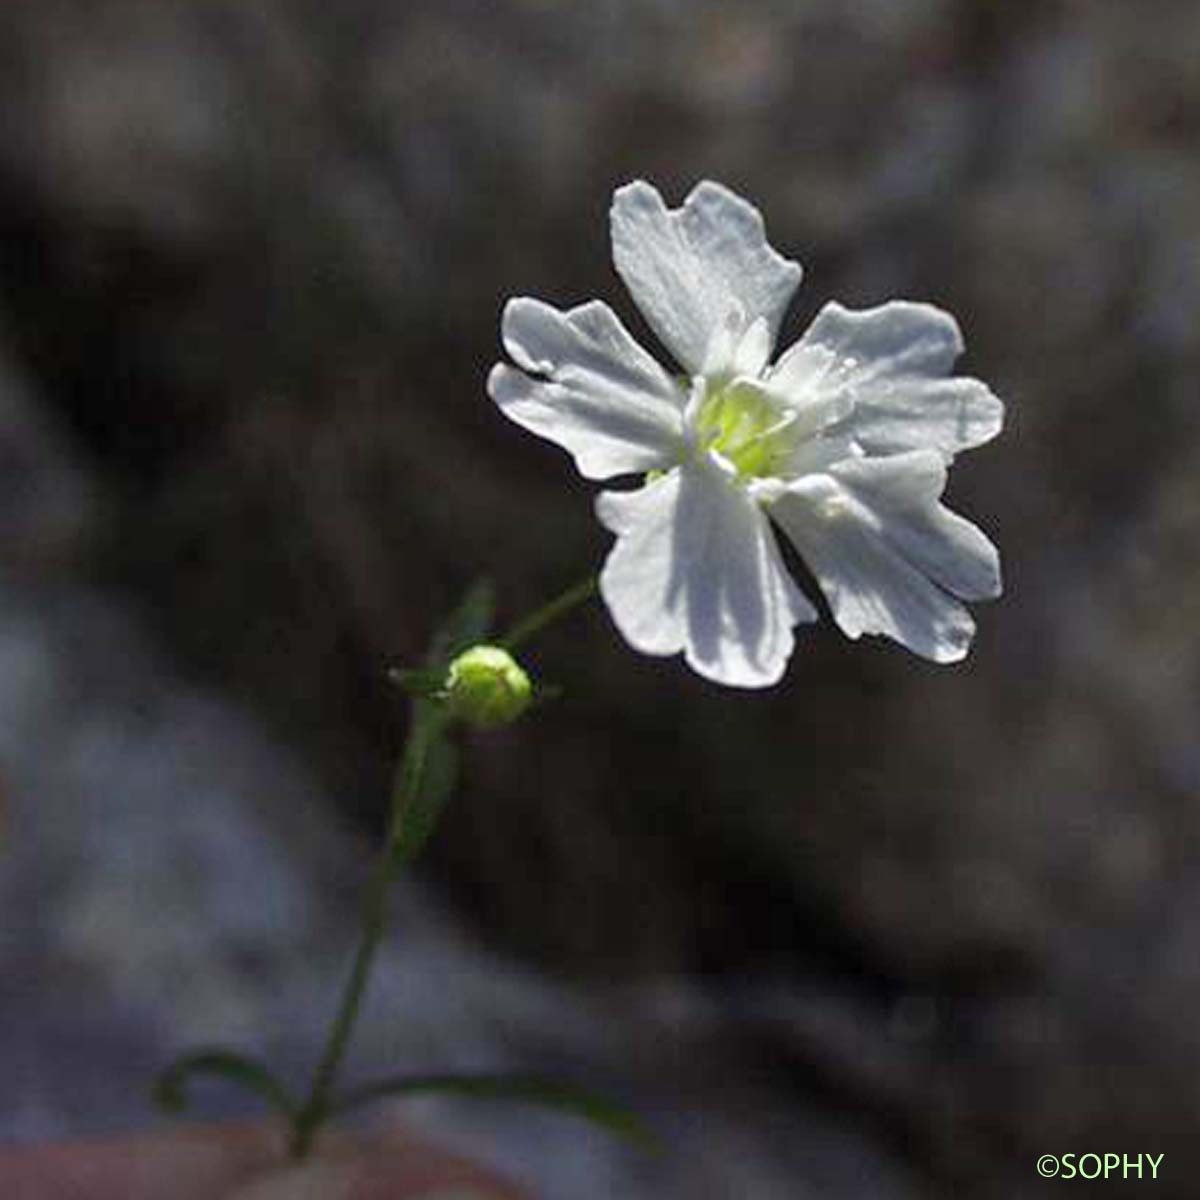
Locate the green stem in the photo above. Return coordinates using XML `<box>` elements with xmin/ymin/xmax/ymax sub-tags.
<box><xmin>501</xmin><ymin>575</ymin><xmax>597</xmax><ymax>651</ymax></box>
<box><xmin>288</xmin><ymin>573</ymin><xmax>598</xmax><ymax>1159</ymax></box>
<box><xmin>289</xmin><ymin>719</ymin><xmax>440</xmax><ymax>1159</ymax></box>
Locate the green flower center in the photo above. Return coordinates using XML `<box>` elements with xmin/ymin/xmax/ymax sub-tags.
<box><xmin>694</xmin><ymin>380</ymin><xmax>793</xmax><ymax>479</ymax></box>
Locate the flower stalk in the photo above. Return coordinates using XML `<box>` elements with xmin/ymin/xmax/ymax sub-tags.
<box><xmin>287</xmin><ymin>578</ymin><xmax>595</xmax><ymax>1159</ymax></box>
<box><xmin>156</xmin><ymin>178</ymin><xmax>1003</xmax><ymax>1168</ymax></box>
<box><xmin>501</xmin><ymin>575</ymin><xmax>598</xmax><ymax>651</ymax></box>
<box><xmin>288</xmin><ymin>711</ymin><xmax>446</xmax><ymax>1158</ymax></box>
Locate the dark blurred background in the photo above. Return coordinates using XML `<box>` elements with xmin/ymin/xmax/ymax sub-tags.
<box><xmin>2</xmin><ymin>0</ymin><xmax>1199</xmax><ymax>1196</ymax></box>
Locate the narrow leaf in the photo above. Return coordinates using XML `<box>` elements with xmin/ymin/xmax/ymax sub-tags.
<box><xmin>387</xmin><ymin>667</ymin><xmax>446</xmax><ymax>697</ymax></box>
<box><xmin>429</xmin><ymin>578</ymin><xmax>496</xmax><ymax>665</ymax></box>
<box><xmin>386</xmin><ymin>577</ymin><xmax>492</xmax><ymax>864</ymax></box>
<box><xmin>391</xmin><ymin>714</ymin><xmax>458</xmax><ymax>866</ymax></box>
<box><xmin>333</xmin><ymin>1072</ymin><xmax>655</xmax><ymax>1150</ymax></box>
<box><xmin>389</xmin><ymin>576</ymin><xmax>497</xmax><ymax>702</ymax></box>
<box><xmin>154</xmin><ymin>1051</ymin><xmax>296</xmax><ymax>1119</ymax></box>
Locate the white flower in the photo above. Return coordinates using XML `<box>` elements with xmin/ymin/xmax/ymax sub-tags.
<box><xmin>488</xmin><ymin>180</ymin><xmax>1003</xmax><ymax>687</ymax></box>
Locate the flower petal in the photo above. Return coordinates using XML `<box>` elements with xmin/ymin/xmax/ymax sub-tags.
<box><xmin>771</xmin><ymin>301</ymin><xmax>1003</xmax><ymax>458</ymax></box>
<box><xmin>770</xmin><ymin>450</ymin><xmax>1000</xmax><ymax>662</ymax></box>
<box><xmin>611</xmin><ymin>180</ymin><xmax>803</xmax><ymax>376</ymax></box>
<box><xmin>830</xmin><ymin>453</ymin><xmax>1001</xmax><ymax>600</ymax></box>
<box><xmin>596</xmin><ymin>461</ymin><xmax>816</xmax><ymax>687</ymax></box>
<box><xmin>489</xmin><ymin>298</ymin><xmax>686</xmax><ymax>479</ymax></box>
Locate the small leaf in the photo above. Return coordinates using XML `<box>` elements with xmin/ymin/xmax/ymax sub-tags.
<box><xmin>387</xmin><ymin>667</ymin><xmax>447</xmax><ymax>698</ymax></box>
<box><xmin>385</xmin><ymin>578</ymin><xmax>493</xmax><ymax>864</ymax></box>
<box><xmin>391</xmin><ymin>715</ymin><xmax>458</xmax><ymax>866</ymax></box>
<box><xmin>428</xmin><ymin>578</ymin><xmax>495</xmax><ymax>666</ymax></box>
<box><xmin>333</xmin><ymin>1072</ymin><xmax>656</xmax><ymax>1150</ymax></box>
<box><xmin>154</xmin><ymin>1051</ymin><xmax>296</xmax><ymax>1119</ymax></box>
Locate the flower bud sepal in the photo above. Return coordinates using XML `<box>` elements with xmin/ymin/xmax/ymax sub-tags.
<box><xmin>440</xmin><ymin>644</ymin><xmax>534</xmax><ymax>730</ymax></box>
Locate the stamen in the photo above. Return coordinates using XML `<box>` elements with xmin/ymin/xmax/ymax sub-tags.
<box><xmin>693</xmin><ymin>380</ymin><xmax>798</xmax><ymax>479</ymax></box>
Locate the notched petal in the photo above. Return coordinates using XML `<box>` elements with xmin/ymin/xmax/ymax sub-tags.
<box><xmin>773</xmin><ymin>300</ymin><xmax>1004</xmax><ymax>458</ymax></box>
<box><xmin>770</xmin><ymin>451</ymin><xmax>1000</xmax><ymax>662</ymax></box>
<box><xmin>502</xmin><ymin>298</ymin><xmax>681</xmax><ymax>404</ymax></box>
<box><xmin>597</xmin><ymin>463</ymin><xmax>816</xmax><ymax>687</ymax></box>
<box><xmin>611</xmin><ymin>179</ymin><xmax>803</xmax><ymax>376</ymax></box>
<box><xmin>489</xmin><ymin>297</ymin><xmax>685</xmax><ymax>480</ymax></box>
<box><xmin>829</xmin><ymin>452</ymin><xmax>1002</xmax><ymax>600</ymax></box>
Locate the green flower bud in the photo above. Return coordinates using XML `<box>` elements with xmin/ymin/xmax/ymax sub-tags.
<box><xmin>443</xmin><ymin>644</ymin><xmax>532</xmax><ymax>729</ymax></box>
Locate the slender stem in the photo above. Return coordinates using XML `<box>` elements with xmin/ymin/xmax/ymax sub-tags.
<box><xmin>289</xmin><ymin>572</ymin><xmax>598</xmax><ymax>1158</ymax></box>
<box><xmin>501</xmin><ymin>575</ymin><xmax>597</xmax><ymax>651</ymax></box>
<box><xmin>289</xmin><ymin>721</ymin><xmax>438</xmax><ymax>1159</ymax></box>
<box><xmin>289</xmin><ymin>832</ymin><xmax>393</xmax><ymax>1158</ymax></box>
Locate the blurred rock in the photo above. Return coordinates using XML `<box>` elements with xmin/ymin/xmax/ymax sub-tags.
<box><xmin>0</xmin><ymin>343</ymin><xmax>96</xmax><ymax>576</ymax></box>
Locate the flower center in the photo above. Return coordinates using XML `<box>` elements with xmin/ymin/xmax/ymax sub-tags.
<box><xmin>693</xmin><ymin>379</ymin><xmax>795</xmax><ymax>479</ymax></box>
